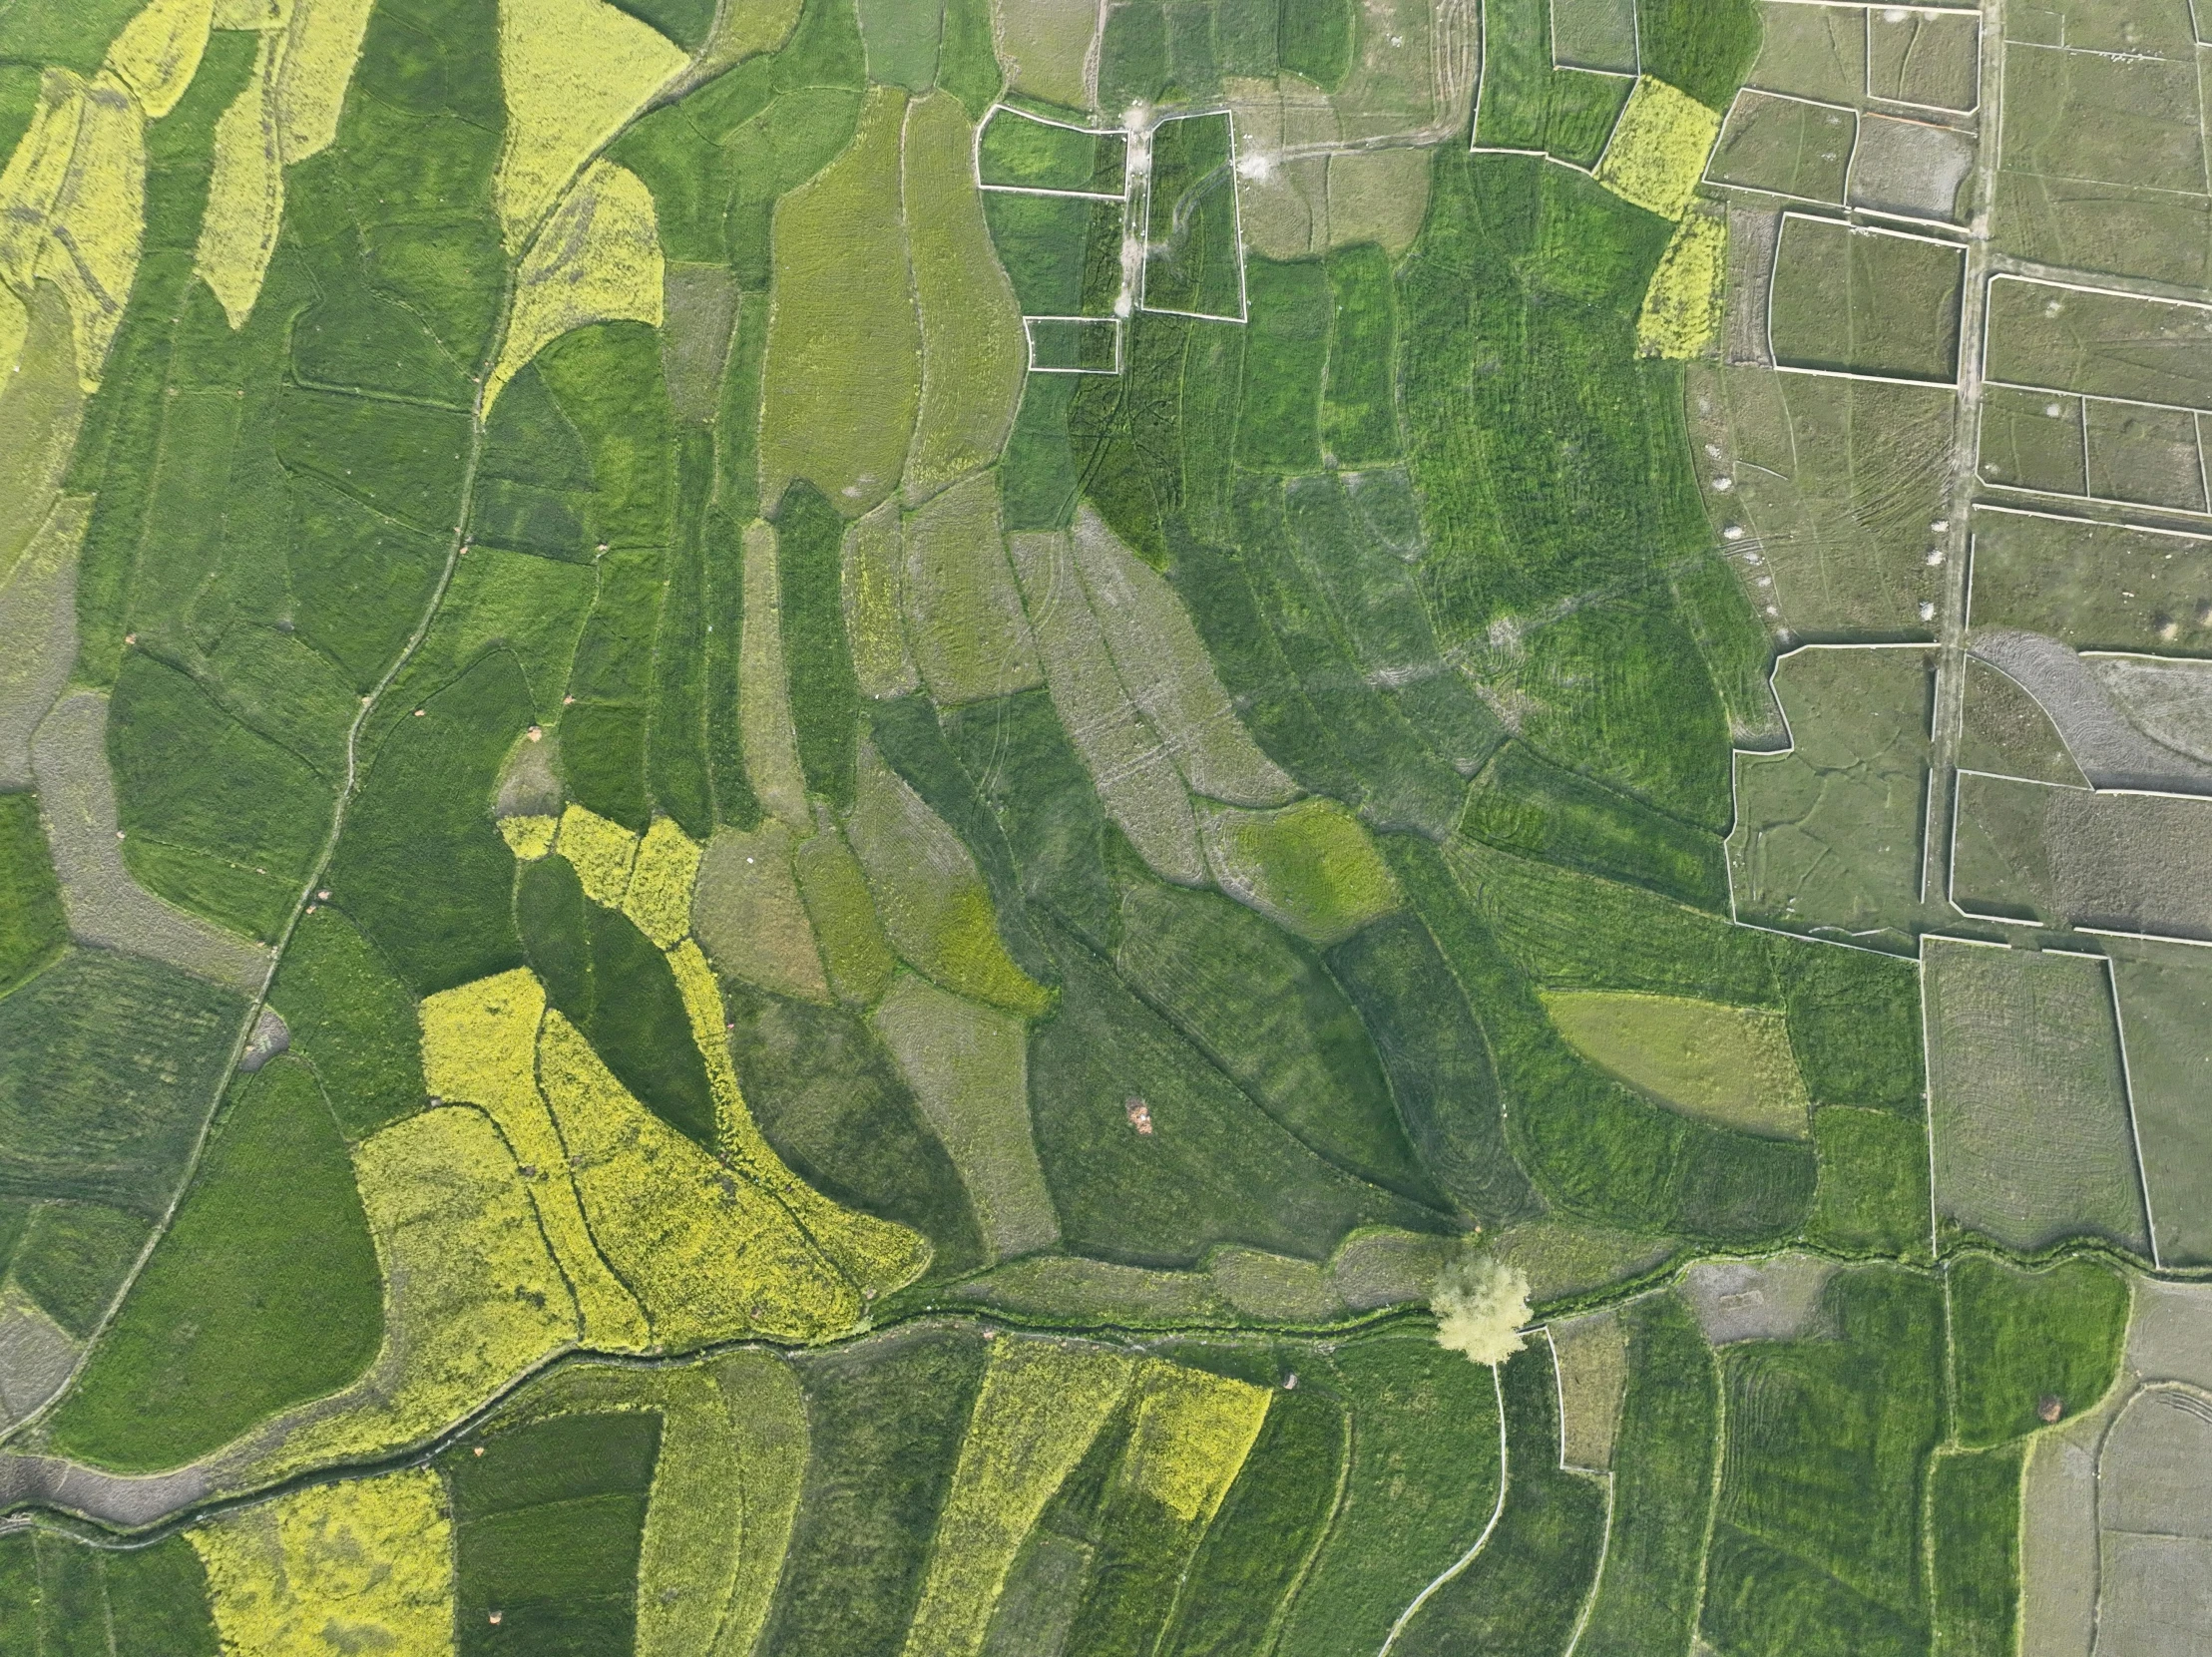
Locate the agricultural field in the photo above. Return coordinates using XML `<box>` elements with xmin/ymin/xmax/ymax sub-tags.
<box><xmin>0</xmin><ymin>0</ymin><xmax>2204</xmax><ymax>1648</ymax></box>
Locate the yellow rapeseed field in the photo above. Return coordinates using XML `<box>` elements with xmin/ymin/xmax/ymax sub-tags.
<box><xmin>1594</xmin><ymin>77</ymin><xmax>1721</xmax><ymax>222</ymax></box>
<box><xmin>1123</xmin><ymin>1361</ymin><xmax>1272</xmax><ymax>1523</ymax></box>
<box><xmin>665</xmin><ymin>938</ymin><xmax>932</xmax><ymax>1297</ymax></box>
<box><xmin>197</xmin><ymin>32</ymin><xmax>283</xmax><ymax>327</ymax></box>
<box><xmin>194</xmin><ymin>1466</ymin><xmax>456</xmax><ymax>1657</ymax></box>
<box><xmin>493</xmin><ymin>0</ymin><xmax>687</xmax><ymax>250</ymax></box>
<box><xmin>196</xmin><ymin>0</ymin><xmax>376</xmax><ymax>326</ymax></box>
<box><xmin>270</xmin><ymin>1105</ymin><xmax>579</xmax><ymax>1473</ymax></box>
<box><xmin>555</xmin><ymin>800</ymin><xmax>640</xmax><ymax>904</ymax></box>
<box><xmin>49</xmin><ymin>74</ymin><xmax>148</xmax><ymax>385</ymax></box>
<box><xmin>902</xmin><ymin>1342</ymin><xmax>1136</xmax><ymax>1657</ymax></box>
<box><xmin>0</xmin><ymin>71</ymin><xmax>78</xmax><ymax>294</ymax></box>
<box><xmin>487</xmin><ymin>159</ymin><xmax>665</xmax><ymax>414</ymax></box>
<box><xmin>104</xmin><ymin>0</ymin><xmax>215</xmax><ymax>120</ymax></box>
<box><xmin>212</xmin><ymin>0</ymin><xmax>289</xmax><ymax>26</ymax></box>
<box><xmin>498</xmin><ymin>812</ymin><xmax>559</xmax><ymax>859</ymax></box>
<box><xmin>622</xmin><ymin>813</ymin><xmax>701</xmax><ymax>947</ymax></box>
<box><xmin>418</xmin><ymin>970</ymin><xmax>654</xmax><ymax>1350</ymax></box>
<box><xmin>0</xmin><ymin>67</ymin><xmax>149</xmax><ymax>386</ymax></box>
<box><xmin>271</xmin><ymin>0</ymin><xmax>376</xmax><ymax>163</ymax></box>
<box><xmin>1636</xmin><ymin>211</ymin><xmax>1727</xmax><ymax>359</ymax></box>
<box><xmin>537</xmin><ymin>1010</ymin><xmax>859</xmax><ymax>1343</ymax></box>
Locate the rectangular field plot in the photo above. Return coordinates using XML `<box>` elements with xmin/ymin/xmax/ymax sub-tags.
<box><xmin>2105</xmin><ymin>935</ymin><xmax>2212</xmax><ymax>1264</ymax></box>
<box><xmin>1691</xmin><ymin>366</ymin><xmax>1951</xmax><ymax>632</ymax></box>
<box><xmin>1476</xmin><ymin>0</ymin><xmax>1555</xmax><ymax>150</ymax></box>
<box><xmin>1768</xmin><ymin>216</ymin><xmax>1964</xmax><ymax>383</ymax></box>
<box><xmin>1706</xmin><ymin>90</ymin><xmax>1855</xmax><ymax>202</ymax></box>
<box><xmin>1966</xmin><ymin>507</ymin><xmax>2212</xmax><ymax>652</ymax></box>
<box><xmin>1729</xmin><ymin>646</ymin><xmax>1934</xmax><ymax>941</ymax></box>
<box><xmin>1550</xmin><ymin>0</ymin><xmax>1637</xmax><ymax>73</ymax></box>
<box><xmin>1986</xmin><ymin>277</ymin><xmax>2212</xmax><ymax>410</ymax></box>
<box><xmin>1026</xmin><ymin>316</ymin><xmax>1121</xmax><ymax>372</ymax></box>
<box><xmin>1979</xmin><ymin>387</ymin><xmax>2087</xmax><ymax>497</ymax></box>
<box><xmin>979</xmin><ymin>107</ymin><xmax>1128</xmax><ymax>196</ymax></box>
<box><xmin>1925</xmin><ymin>939</ymin><xmax>2150</xmax><ymax>1254</ymax></box>
<box><xmin>1544</xmin><ymin>68</ymin><xmax>1633</xmax><ymax>169</ymax></box>
<box><xmin>1999</xmin><ymin>38</ymin><xmax>2206</xmax><ymax>199</ymax></box>
<box><xmin>1846</xmin><ymin>114</ymin><xmax>1976</xmax><ymax>223</ymax></box>
<box><xmin>1745</xmin><ymin>2</ymin><xmax>1867</xmax><ymax>105</ymax></box>
<box><xmin>1141</xmin><ymin>112</ymin><xmax>1243</xmax><ymax>320</ymax></box>
<box><xmin>1866</xmin><ymin>7</ymin><xmax>1980</xmax><ymax>112</ymax></box>
<box><xmin>1952</xmin><ymin>770</ymin><xmax>2212</xmax><ymax>942</ymax></box>
<box><xmin>2086</xmin><ymin>400</ymin><xmax>2209</xmax><ymax>513</ymax></box>
<box><xmin>983</xmin><ymin>191</ymin><xmax>1127</xmax><ymax>317</ymax></box>
<box><xmin>1994</xmin><ymin>0</ymin><xmax>2212</xmax><ymax>285</ymax></box>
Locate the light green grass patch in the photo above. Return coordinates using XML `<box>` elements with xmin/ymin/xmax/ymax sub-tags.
<box><xmin>1482</xmin><ymin>1217</ymin><xmax>1683</xmax><ymax>1303</ymax></box>
<box><xmin>953</xmin><ymin>1254</ymin><xmax>1232</xmax><ymax>1323</ymax></box>
<box><xmin>792</xmin><ymin>815</ymin><xmax>898</xmax><ymax>1006</ymax></box>
<box><xmin>1540</xmin><ymin>990</ymin><xmax>1812</xmax><ymax>1139</ymax></box>
<box><xmin>633</xmin><ymin>1368</ymin><xmax>745</xmax><ymax>1657</ymax></box>
<box><xmin>1594</xmin><ymin>76</ymin><xmax>1721</xmax><ymax>220</ymax></box>
<box><xmin>705</xmin><ymin>1349</ymin><xmax>809</xmax><ymax>1657</ymax></box>
<box><xmin>760</xmin><ymin>85</ymin><xmax>920</xmax><ymax>516</ymax></box>
<box><xmin>1207</xmin><ymin>1244</ymin><xmax>1345</xmax><ymax>1322</ymax></box>
<box><xmin>843</xmin><ymin>497</ymin><xmax>917</xmax><ymax>698</ymax></box>
<box><xmin>1201</xmin><ymin>797</ymin><xmax>1401</xmax><ymax>946</ymax></box>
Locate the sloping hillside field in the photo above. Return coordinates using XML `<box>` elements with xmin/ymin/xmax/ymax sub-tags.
<box><xmin>0</xmin><ymin>0</ymin><xmax>2200</xmax><ymax>1649</ymax></box>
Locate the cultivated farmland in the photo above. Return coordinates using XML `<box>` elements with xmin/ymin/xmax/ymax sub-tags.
<box><xmin>0</xmin><ymin>0</ymin><xmax>2199</xmax><ymax>1647</ymax></box>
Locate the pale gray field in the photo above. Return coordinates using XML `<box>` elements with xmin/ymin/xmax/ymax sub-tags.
<box><xmin>1925</xmin><ymin>940</ymin><xmax>2149</xmax><ymax>1254</ymax></box>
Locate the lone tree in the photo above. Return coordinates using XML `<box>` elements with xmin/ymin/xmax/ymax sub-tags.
<box><xmin>1433</xmin><ymin>1250</ymin><xmax>1532</xmax><ymax>1367</ymax></box>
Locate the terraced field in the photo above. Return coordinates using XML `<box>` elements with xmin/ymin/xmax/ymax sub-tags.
<box><xmin>0</xmin><ymin>0</ymin><xmax>2202</xmax><ymax>1650</ymax></box>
